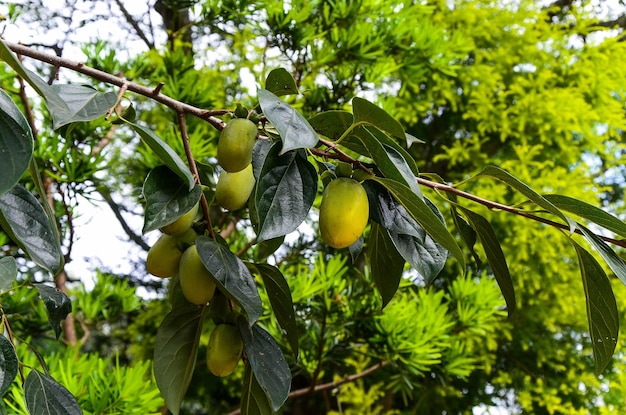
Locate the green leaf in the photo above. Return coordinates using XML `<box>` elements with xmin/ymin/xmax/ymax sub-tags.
<box><xmin>257</xmin><ymin>88</ymin><xmax>318</xmax><ymax>154</ymax></box>
<box><xmin>126</xmin><ymin>121</ymin><xmax>195</xmax><ymax>191</ymax></box>
<box><xmin>450</xmin><ymin>207</ymin><xmax>481</xmax><ymax>267</ymax></box>
<box><xmin>577</xmin><ymin>224</ymin><xmax>626</xmax><ymax>287</ymax></box>
<box><xmin>0</xmin><ymin>41</ymin><xmax>55</xmax><ymax>99</ymax></box>
<box><xmin>255</xmin><ymin>144</ymin><xmax>317</xmax><ymax>242</ymax></box>
<box><xmin>237</xmin><ymin>316</ymin><xmax>291</xmax><ymax>412</ymax></box>
<box><xmin>48</xmin><ymin>84</ymin><xmax>117</xmax><ymax>129</ymax></box>
<box><xmin>368</xmin><ymin>223</ymin><xmax>405</xmax><ymax>308</ymax></box>
<box><xmin>374</xmin><ymin>178</ymin><xmax>465</xmax><ymax>270</ymax></box>
<box><xmin>265</xmin><ymin>68</ymin><xmax>299</xmax><ymax>96</ymax></box>
<box><xmin>34</xmin><ymin>284</ymin><xmax>72</xmax><ymax>340</ymax></box>
<box><xmin>364</xmin><ymin>181</ymin><xmax>423</xmax><ymax>238</ymax></box>
<box><xmin>0</xmin><ymin>184</ymin><xmax>63</xmax><ymax>275</ymax></box>
<box><xmin>252</xmin><ymin>263</ymin><xmax>298</xmax><ymax>356</ymax></box>
<box><xmin>142</xmin><ymin>165</ymin><xmax>202</xmax><ymax>234</ymax></box>
<box><xmin>240</xmin><ymin>363</ymin><xmax>273</xmax><ymax>415</ymax></box>
<box><xmin>0</xmin><ymin>335</ymin><xmax>18</xmax><ymax>398</ymax></box>
<box><xmin>253</xmin><ymin>236</ymin><xmax>284</xmax><ymax>262</ymax></box>
<box><xmin>458</xmin><ymin>207</ymin><xmax>516</xmax><ymax>317</ymax></box>
<box><xmin>352</xmin><ymin>97</ymin><xmax>405</xmax><ymax>140</ymax></box>
<box><xmin>476</xmin><ymin>166</ymin><xmax>575</xmax><ymax>233</ymax></box>
<box><xmin>544</xmin><ymin>194</ymin><xmax>626</xmax><ymax>238</ymax></box>
<box><xmin>154</xmin><ymin>305</ymin><xmax>204</xmax><ymax>415</ymax></box>
<box><xmin>571</xmin><ymin>241</ymin><xmax>619</xmax><ymax>375</ymax></box>
<box><xmin>196</xmin><ymin>237</ymin><xmax>263</xmax><ymax>324</ymax></box>
<box><xmin>0</xmin><ymin>257</ymin><xmax>17</xmax><ymax>291</ymax></box>
<box><xmin>308</xmin><ymin>111</ymin><xmax>354</xmax><ymax>141</ymax></box>
<box><xmin>24</xmin><ymin>369</ymin><xmax>83</xmax><ymax>415</ymax></box>
<box><xmin>0</xmin><ymin>88</ymin><xmax>33</xmax><ymax>196</ymax></box>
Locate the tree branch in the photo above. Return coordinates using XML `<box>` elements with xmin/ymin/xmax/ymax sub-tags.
<box><xmin>99</xmin><ymin>189</ymin><xmax>151</xmax><ymax>251</ymax></box>
<box><xmin>112</xmin><ymin>0</ymin><xmax>155</xmax><ymax>50</ymax></box>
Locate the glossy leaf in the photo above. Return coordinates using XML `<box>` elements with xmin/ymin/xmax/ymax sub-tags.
<box><xmin>544</xmin><ymin>194</ymin><xmax>626</xmax><ymax>238</ymax></box>
<box><xmin>0</xmin><ymin>89</ymin><xmax>33</xmax><ymax>196</ymax></box>
<box><xmin>127</xmin><ymin>121</ymin><xmax>195</xmax><ymax>190</ymax></box>
<box><xmin>254</xmin><ymin>144</ymin><xmax>317</xmax><ymax>242</ymax></box>
<box><xmin>353</xmin><ymin>124</ymin><xmax>420</xmax><ymax>176</ymax></box>
<box><xmin>154</xmin><ymin>305</ymin><xmax>204</xmax><ymax>415</ymax></box>
<box><xmin>252</xmin><ymin>263</ymin><xmax>298</xmax><ymax>356</ymax></box>
<box><xmin>0</xmin><ymin>257</ymin><xmax>17</xmax><ymax>292</ymax></box>
<box><xmin>374</xmin><ymin>178</ymin><xmax>465</xmax><ymax>270</ymax></box>
<box><xmin>308</xmin><ymin>111</ymin><xmax>354</xmax><ymax>141</ymax></box>
<box><xmin>352</xmin><ymin>97</ymin><xmax>405</xmax><ymax>140</ymax></box>
<box><xmin>577</xmin><ymin>224</ymin><xmax>626</xmax><ymax>287</ymax></box>
<box><xmin>24</xmin><ymin>369</ymin><xmax>82</xmax><ymax>415</ymax></box>
<box><xmin>265</xmin><ymin>68</ymin><xmax>299</xmax><ymax>96</ymax></box>
<box><xmin>369</xmin><ymin>223</ymin><xmax>405</xmax><ymax>308</ymax></box>
<box><xmin>458</xmin><ymin>207</ymin><xmax>516</xmax><ymax>317</ymax></box>
<box><xmin>34</xmin><ymin>284</ymin><xmax>72</xmax><ymax>340</ymax></box>
<box><xmin>238</xmin><ymin>316</ymin><xmax>291</xmax><ymax>412</ymax></box>
<box><xmin>48</xmin><ymin>84</ymin><xmax>117</xmax><ymax>129</ymax></box>
<box><xmin>571</xmin><ymin>241</ymin><xmax>619</xmax><ymax>375</ymax></box>
<box><xmin>450</xmin><ymin>207</ymin><xmax>481</xmax><ymax>267</ymax></box>
<box><xmin>142</xmin><ymin>165</ymin><xmax>201</xmax><ymax>234</ymax></box>
<box><xmin>257</xmin><ymin>88</ymin><xmax>318</xmax><ymax>154</ymax></box>
<box><xmin>0</xmin><ymin>185</ymin><xmax>63</xmax><ymax>275</ymax></box>
<box><xmin>240</xmin><ymin>363</ymin><xmax>273</xmax><ymax>415</ymax></box>
<box><xmin>364</xmin><ymin>181</ymin><xmax>423</xmax><ymax>238</ymax></box>
<box><xmin>253</xmin><ymin>236</ymin><xmax>285</xmax><ymax>262</ymax></box>
<box><xmin>0</xmin><ymin>335</ymin><xmax>17</xmax><ymax>398</ymax></box>
<box><xmin>196</xmin><ymin>237</ymin><xmax>263</xmax><ymax>324</ymax></box>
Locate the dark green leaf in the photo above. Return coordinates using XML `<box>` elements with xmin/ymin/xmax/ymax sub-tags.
<box><xmin>352</xmin><ymin>97</ymin><xmax>405</xmax><ymax>140</ymax></box>
<box><xmin>477</xmin><ymin>166</ymin><xmax>575</xmax><ymax>232</ymax></box>
<box><xmin>24</xmin><ymin>369</ymin><xmax>82</xmax><ymax>415</ymax></box>
<box><xmin>577</xmin><ymin>224</ymin><xmax>626</xmax><ymax>287</ymax></box>
<box><xmin>369</xmin><ymin>223</ymin><xmax>405</xmax><ymax>307</ymax></box>
<box><xmin>238</xmin><ymin>316</ymin><xmax>291</xmax><ymax>412</ymax></box>
<box><xmin>0</xmin><ymin>185</ymin><xmax>63</xmax><ymax>275</ymax></box>
<box><xmin>196</xmin><ymin>237</ymin><xmax>263</xmax><ymax>324</ymax></box>
<box><xmin>48</xmin><ymin>84</ymin><xmax>117</xmax><ymax>129</ymax></box>
<box><xmin>353</xmin><ymin>125</ymin><xmax>420</xmax><ymax>176</ymax></box>
<box><xmin>253</xmin><ymin>236</ymin><xmax>284</xmax><ymax>262</ymax></box>
<box><xmin>142</xmin><ymin>166</ymin><xmax>201</xmax><ymax>234</ymax></box>
<box><xmin>450</xmin><ymin>207</ymin><xmax>481</xmax><ymax>267</ymax></box>
<box><xmin>154</xmin><ymin>305</ymin><xmax>204</xmax><ymax>415</ymax></box>
<box><xmin>252</xmin><ymin>263</ymin><xmax>298</xmax><ymax>356</ymax></box>
<box><xmin>255</xmin><ymin>144</ymin><xmax>317</xmax><ymax>242</ymax></box>
<box><xmin>308</xmin><ymin>111</ymin><xmax>354</xmax><ymax>141</ymax></box>
<box><xmin>126</xmin><ymin>121</ymin><xmax>195</xmax><ymax>190</ymax></box>
<box><xmin>544</xmin><ymin>194</ymin><xmax>626</xmax><ymax>238</ymax></box>
<box><xmin>0</xmin><ymin>257</ymin><xmax>17</xmax><ymax>291</ymax></box>
<box><xmin>364</xmin><ymin>181</ymin><xmax>422</xmax><ymax>238</ymax></box>
<box><xmin>257</xmin><ymin>88</ymin><xmax>318</xmax><ymax>154</ymax></box>
<box><xmin>252</xmin><ymin>139</ymin><xmax>272</xmax><ymax>181</ymax></box>
<box><xmin>374</xmin><ymin>178</ymin><xmax>465</xmax><ymax>270</ymax></box>
<box><xmin>265</xmin><ymin>68</ymin><xmax>299</xmax><ymax>96</ymax></box>
<box><xmin>458</xmin><ymin>207</ymin><xmax>516</xmax><ymax>317</ymax></box>
<box><xmin>0</xmin><ymin>89</ymin><xmax>33</xmax><ymax>196</ymax></box>
<box><xmin>571</xmin><ymin>241</ymin><xmax>619</xmax><ymax>375</ymax></box>
<box><xmin>34</xmin><ymin>284</ymin><xmax>72</xmax><ymax>340</ymax></box>
<box><xmin>240</xmin><ymin>363</ymin><xmax>273</xmax><ymax>415</ymax></box>
<box><xmin>0</xmin><ymin>335</ymin><xmax>17</xmax><ymax>398</ymax></box>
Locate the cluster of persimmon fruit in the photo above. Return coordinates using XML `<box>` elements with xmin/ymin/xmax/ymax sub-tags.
<box><xmin>145</xmin><ymin>116</ymin><xmax>369</xmax><ymax>377</ymax></box>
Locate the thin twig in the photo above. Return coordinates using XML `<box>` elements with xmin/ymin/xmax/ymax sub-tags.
<box><xmin>105</xmin><ymin>82</ymin><xmax>128</xmax><ymax>120</ymax></box>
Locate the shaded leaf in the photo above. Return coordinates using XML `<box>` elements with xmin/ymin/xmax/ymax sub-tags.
<box><xmin>154</xmin><ymin>305</ymin><xmax>204</xmax><ymax>415</ymax></box>
<box><xmin>369</xmin><ymin>223</ymin><xmax>404</xmax><ymax>307</ymax></box>
<box><xmin>257</xmin><ymin>88</ymin><xmax>318</xmax><ymax>154</ymax></box>
<box><xmin>352</xmin><ymin>97</ymin><xmax>405</xmax><ymax>140</ymax></box>
<box><xmin>142</xmin><ymin>165</ymin><xmax>201</xmax><ymax>233</ymax></box>
<box><xmin>571</xmin><ymin>241</ymin><xmax>619</xmax><ymax>375</ymax></box>
<box><xmin>238</xmin><ymin>316</ymin><xmax>291</xmax><ymax>412</ymax></box>
<box><xmin>0</xmin><ymin>257</ymin><xmax>17</xmax><ymax>291</ymax></box>
<box><xmin>196</xmin><ymin>237</ymin><xmax>263</xmax><ymax>324</ymax></box>
<box><xmin>48</xmin><ymin>84</ymin><xmax>117</xmax><ymax>129</ymax></box>
<box><xmin>364</xmin><ymin>181</ymin><xmax>423</xmax><ymax>238</ymax></box>
<box><xmin>308</xmin><ymin>111</ymin><xmax>354</xmax><ymax>141</ymax></box>
<box><xmin>253</xmin><ymin>236</ymin><xmax>284</xmax><ymax>262</ymax></box>
<box><xmin>255</xmin><ymin>144</ymin><xmax>317</xmax><ymax>242</ymax></box>
<box><xmin>450</xmin><ymin>207</ymin><xmax>481</xmax><ymax>267</ymax></box>
<box><xmin>0</xmin><ymin>335</ymin><xmax>17</xmax><ymax>398</ymax></box>
<box><xmin>265</xmin><ymin>68</ymin><xmax>299</xmax><ymax>96</ymax></box>
<box><xmin>353</xmin><ymin>125</ymin><xmax>420</xmax><ymax>176</ymax></box>
<box><xmin>24</xmin><ymin>369</ymin><xmax>82</xmax><ymax>415</ymax></box>
<box><xmin>0</xmin><ymin>185</ymin><xmax>63</xmax><ymax>275</ymax></box>
<box><xmin>126</xmin><ymin>121</ymin><xmax>195</xmax><ymax>190</ymax></box>
<box><xmin>34</xmin><ymin>284</ymin><xmax>72</xmax><ymax>340</ymax></box>
<box><xmin>0</xmin><ymin>89</ymin><xmax>33</xmax><ymax>196</ymax></box>
<box><xmin>577</xmin><ymin>224</ymin><xmax>626</xmax><ymax>287</ymax></box>
<box><xmin>458</xmin><ymin>207</ymin><xmax>516</xmax><ymax>317</ymax></box>
<box><xmin>240</xmin><ymin>363</ymin><xmax>273</xmax><ymax>415</ymax></box>
<box><xmin>544</xmin><ymin>194</ymin><xmax>626</xmax><ymax>238</ymax></box>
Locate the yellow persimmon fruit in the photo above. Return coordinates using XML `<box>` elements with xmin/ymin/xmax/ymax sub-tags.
<box><xmin>217</xmin><ymin>118</ymin><xmax>258</xmax><ymax>173</ymax></box>
<box><xmin>319</xmin><ymin>178</ymin><xmax>369</xmax><ymax>249</ymax></box>
<box><xmin>146</xmin><ymin>234</ymin><xmax>183</xmax><ymax>278</ymax></box>
<box><xmin>179</xmin><ymin>245</ymin><xmax>217</xmax><ymax>305</ymax></box>
<box><xmin>206</xmin><ymin>324</ymin><xmax>243</xmax><ymax>377</ymax></box>
<box><xmin>160</xmin><ymin>202</ymin><xmax>199</xmax><ymax>236</ymax></box>
<box><xmin>215</xmin><ymin>164</ymin><xmax>255</xmax><ymax>211</ymax></box>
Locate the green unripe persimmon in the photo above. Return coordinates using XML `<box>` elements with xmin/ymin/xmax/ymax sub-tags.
<box><xmin>215</xmin><ymin>164</ymin><xmax>255</xmax><ymax>211</ymax></box>
<box><xmin>146</xmin><ymin>234</ymin><xmax>183</xmax><ymax>278</ymax></box>
<box><xmin>206</xmin><ymin>324</ymin><xmax>243</xmax><ymax>377</ymax></box>
<box><xmin>179</xmin><ymin>245</ymin><xmax>217</xmax><ymax>305</ymax></box>
<box><xmin>319</xmin><ymin>178</ymin><xmax>369</xmax><ymax>249</ymax></box>
<box><xmin>160</xmin><ymin>202</ymin><xmax>199</xmax><ymax>236</ymax></box>
<box><xmin>217</xmin><ymin>118</ymin><xmax>257</xmax><ymax>173</ymax></box>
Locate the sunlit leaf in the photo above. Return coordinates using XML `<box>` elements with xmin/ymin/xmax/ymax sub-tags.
<box><xmin>265</xmin><ymin>68</ymin><xmax>299</xmax><ymax>96</ymax></box>
<box><xmin>577</xmin><ymin>224</ymin><xmax>626</xmax><ymax>287</ymax></box>
<box><xmin>34</xmin><ymin>284</ymin><xmax>72</xmax><ymax>340</ymax></box>
<box><xmin>24</xmin><ymin>369</ymin><xmax>83</xmax><ymax>415</ymax></box>
<box><xmin>48</xmin><ymin>84</ymin><xmax>117</xmax><ymax>129</ymax></box>
<box><xmin>369</xmin><ymin>223</ymin><xmax>404</xmax><ymax>307</ymax></box>
<box><xmin>352</xmin><ymin>97</ymin><xmax>405</xmax><ymax>140</ymax></box>
<box><xmin>544</xmin><ymin>194</ymin><xmax>626</xmax><ymax>238</ymax></box>
<box><xmin>0</xmin><ymin>89</ymin><xmax>33</xmax><ymax>196</ymax></box>
<box><xmin>0</xmin><ymin>335</ymin><xmax>17</xmax><ymax>398</ymax></box>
